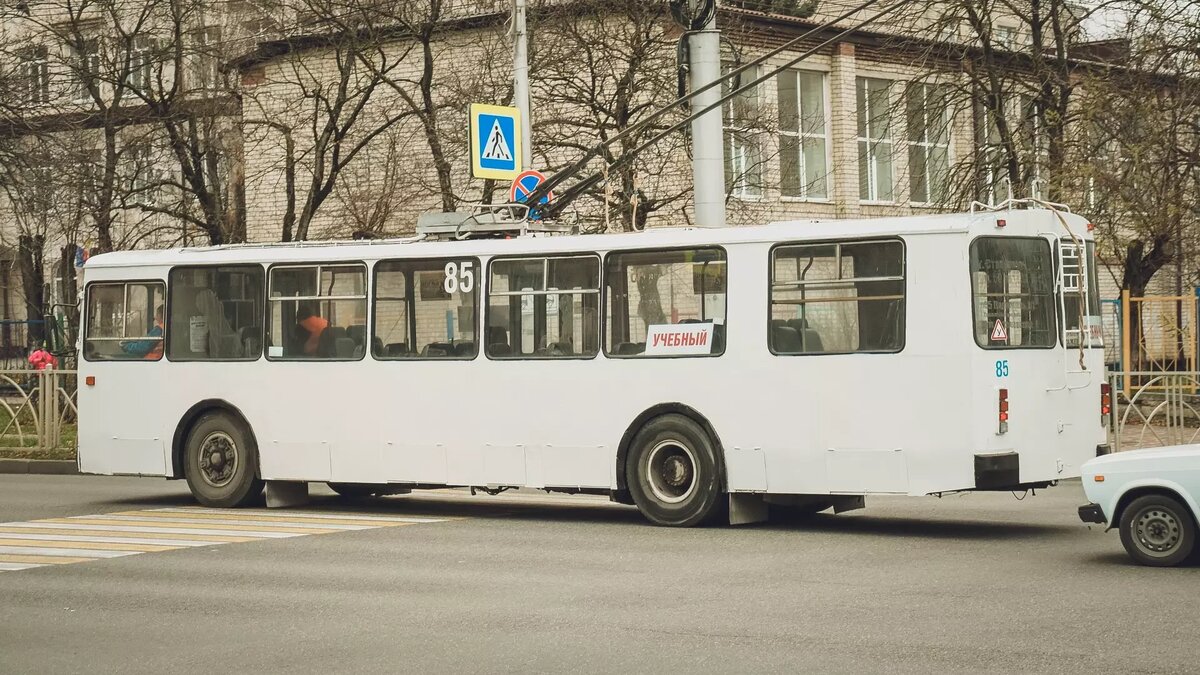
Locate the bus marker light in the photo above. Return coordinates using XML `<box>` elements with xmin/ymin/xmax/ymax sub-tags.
<box><xmin>85</xmin><ymin>376</ymin><xmax>96</xmax><ymax>386</ymax></box>
<box><xmin>1094</xmin><ymin>475</ymin><xmax>1105</xmax><ymax>482</ymax></box>
<box><xmin>996</xmin><ymin>218</ymin><xmax>1007</xmax><ymax>228</ymax></box>
<box><xmin>998</xmin><ymin>388</ymin><xmax>1009</xmax><ymax>434</ymax></box>
<box><xmin>1087</xmin><ymin>222</ymin><xmax>1095</xmax><ymax>231</ymax></box>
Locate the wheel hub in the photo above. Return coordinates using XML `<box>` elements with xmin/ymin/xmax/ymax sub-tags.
<box><xmin>198</xmin><ymin>432</ymin><xmax>238</xmax><ymax>489</ymax></box>
<box><xmin>646</xmin><ymin>440</ymin><xmax>698</xmax><ymax>505</ymax></box>
<box><xmin>1135</xmin><ymin>508</ymin><xmax>1180</xmax><ymax>554</ymax></box>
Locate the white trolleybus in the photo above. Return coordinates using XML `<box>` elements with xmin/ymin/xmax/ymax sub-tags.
<box><xmin>77</xmin><ymin>204</ymin><xmax>1108</xmax><ymax>526</ymax></box>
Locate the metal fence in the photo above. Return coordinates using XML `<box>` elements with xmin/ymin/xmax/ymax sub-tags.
<box><xmin>1109</xmin><ymin>371</ymin><xmax>1200</xmax><ymax>453</ymax></box>
<box><xmin>0</xmin><ymin>370</ymin><xmax>77</xmax><ymax>452</ymax></box>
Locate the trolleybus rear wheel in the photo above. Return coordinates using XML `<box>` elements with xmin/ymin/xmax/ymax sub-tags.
<box><xmin>627</xmin><ymin>414</ymin><xmax>723</xmax><ymax>527</ymax></box>
<box><xmin>183</xmin><ymin>412</ymin><xmax>264</xmax><ymax>508</ymax></box>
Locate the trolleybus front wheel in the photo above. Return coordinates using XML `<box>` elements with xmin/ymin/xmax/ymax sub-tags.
<box><xmin>627</xmin><ymin>414</ymin><xmax>723</xmax><ymax>527</ymax></box>
<box><xmin>183</xmin><ymin>412</ymin><xmax>264</xmax><ymax>508</ymax></box>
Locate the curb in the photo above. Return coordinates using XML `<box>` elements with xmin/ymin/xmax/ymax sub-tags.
<box><xmin>0</xmin><ymin>459</ymin><xmax>79</xmax><ymax>475</ymax></box>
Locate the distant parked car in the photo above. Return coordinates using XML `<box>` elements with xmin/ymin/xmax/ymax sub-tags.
<box><xmin>1079</xmin><ymin>446</ymin><xmax>1200</xmax><ymax>566</ymax></box>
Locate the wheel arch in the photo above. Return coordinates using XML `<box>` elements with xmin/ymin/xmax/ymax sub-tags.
<box><xmin>1112</xmin><ymin>483</ymin><xmax>1200</xmax><ymax>529</ymax></box>
<box><xmin>170</xmin><ymin>399</ymin><xmax>257</xmax><ymax>479</ymax></box>
<box><xmin>614</xmin><ymin>402</ymin><xmax>727</xmax><ymax>502</ymax></box>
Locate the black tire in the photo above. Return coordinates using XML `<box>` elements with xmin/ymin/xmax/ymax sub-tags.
<box><xmin>183</xmin><ymin>412</ymin><xmax>264</xmax><ymax>508</ymax></box>
<box><xmin>1118</xmin><ymin>494</ymin><xmax>1197</xmax><ymax>567</ymax></box>
<box><xmin>327</xmin><ymin>483</ymin><xmax>377</xmax><ymax>499</ymax></box>
<box><xmin>626</xmin><ymin>414</ymin><xmax>723</xmax><ymax>527</ymax></box>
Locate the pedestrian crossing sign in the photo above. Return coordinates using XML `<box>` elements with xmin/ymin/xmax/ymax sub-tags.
<box><xmin>470</xmin><ymin>104</ymin><xmax>522</xmax><ymax>180</ymax></box>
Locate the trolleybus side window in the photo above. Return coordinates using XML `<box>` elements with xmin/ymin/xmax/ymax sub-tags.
<box><xmin>604</xmin><ymin>247</ymin><xmax>727</xmax><ymax>358</ymax></box>
<box><xmin>167</xmin><ymin>266</ymin><xmax>264</xmax><ymax>360</ymax></box>
<box><xmin>84</xmin><ymin>281</ymin><xmax>165</xmax><ymax>361</ymax></box>
<box><xmin>373</xmin><ymin>258</ymin><xmax>479</xmax><ymax>359</ymax></box>
<box><xmin>970</xmin><ymin>237</ymin><xmax>1055</xmax><ymax>349</ymax></box>
<box><xmin>769</xmin><ymin>239</ymin><xmax>905</xmax><ymax>354</ymax></box>
<box><xmin>1056</xmin><ymin>239</ymin><xmax>1103</xmax><ymax>348</ymax></box>
<box><xmin>487</xmin><ymin>255</ymin><xmax>600</xmax><ymax>359</ymax></box>
<box><xmin>267</xmin><ymin>263</ymin><xmax>367</xmax><ymax>360</ymax></box>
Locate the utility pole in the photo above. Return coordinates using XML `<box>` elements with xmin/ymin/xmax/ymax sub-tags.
<box><xmin>513</xmin><ymin>0</ymin><xmax>533</xmax><ymax>171</ymax></box>
<box><xmin>688</xmin><ymin>4</ymin><xmax>725</xmax><ymax>227</ymax></box>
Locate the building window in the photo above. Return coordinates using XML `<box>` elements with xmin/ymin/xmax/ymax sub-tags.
<box><xmin>373</xmin><ymin>258</ymin><xmax>479</xmax><ymax>359</ymax></box>
<box><xmin>604</xmin><ymin>248</ymin><xmax>726</xmax><ymax>358</ymax></box>
<box><xmin>127</xmin><ymin>143</ymin><xmax>168</xmax><ymax>205</ymax></box>
<box><xmin>906</xmin><ymin>83</ymin><xmax>951</xmax><ymax>204</ymax></box>
<box><xmin>723</xmin><ymin>64</ymin><xmax>764</xmax><ymax>199</ymax></box>
<box><xmin>128</xmin><ymin>37</ymin><xmax>156</xmax><ymax>91</ymax></box>
<box><xmin>192</xmin><ymin>27</ymin><xmax>222</xmax><ymax>90</ymax></box>
<box><xmin>857</xmin><ymin>77</ymin><xmax>894</xmax><ymax>202</ymax></box>
<box><xmin>487</xmin><ymin>255</ymin><xmax>600</xmax><ymax>359</ymax></box>
<box><xmin>19</xmin><ymin>46</ymin><xmax>50</xmax><ymax>105</ymax></box>
<box><xmin>770</xmin><ymin>240</ymin><xmax>905</xmax><ymax>354</ymax></box>
<box><xmin>977</xmin><ymin>93</ymin><xmax>1046</xmax><ymax>204</ymax></box>
<box><xmin>84</xmin><ymin>282</ymin><xmax>165</xmax><ymax>361</ymax></box>
<box><xmin>167</xmin><ymin>266</ymin><xmax>264</xmax><ymax>360</ymax></box>
<box><xmin>267</xmin><ymin>264</ymin><xmax>367</xmax><ymax>360</ymax></box>
<box><xmin>71</xmin><ymin>39</ymin><xmax>101</xmax><ymax>103</ymax></box>
<box><xmin>777</xmin><ymin>69</ymin><xmax>829</xmax><ymax>200</ymax></box>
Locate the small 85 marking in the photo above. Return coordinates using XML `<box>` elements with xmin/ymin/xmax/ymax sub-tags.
<box><xmin>995</xmin><ymin>359</ymin><xmax>1010</xmax><ymax>378</ymax></box>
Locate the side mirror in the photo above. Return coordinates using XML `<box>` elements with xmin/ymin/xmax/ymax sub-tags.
<box><xmin>43</xmin><ymin>309</ymin><xmax>75</xmax><ymax>358</ymax></box>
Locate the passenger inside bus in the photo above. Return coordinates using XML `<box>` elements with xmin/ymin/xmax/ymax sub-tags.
<box><xmin>295</xmin><ymin>302</ymin><xmax>329</xmax><ymax>356</ymax></box>
<box><xmin>121</xmin><ymin>305</ymin><xmax>165</xmax><ymax>359</ymax></box>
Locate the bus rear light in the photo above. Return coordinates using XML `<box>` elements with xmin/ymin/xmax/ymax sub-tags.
<box><xmin>1101</xmin><ymin>382</ymin><xmax>1112</xmax><ymax>417</ymax></box>
<box><xmin>998</xmin><ymin>388</ymin><xmax>1009</xmax><ymax>434</ymax></box>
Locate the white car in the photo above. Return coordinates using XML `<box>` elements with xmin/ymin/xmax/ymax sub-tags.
<box><xmin>1079</xmin><ymin>446</ymin><xmax>1200</xmax><ymax>566</ymax></box>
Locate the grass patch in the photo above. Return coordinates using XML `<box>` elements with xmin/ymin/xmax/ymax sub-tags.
<box><xmin>0</xmin><ymin>446</ymin><xmax>77</xmax><ymax>461</ymax></box>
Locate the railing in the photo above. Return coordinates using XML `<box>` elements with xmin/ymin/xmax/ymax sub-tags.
<box><xmin>0</xmin><ymin>370</ymin><xmax>78</xmax><ymax>454</ymax></box>
<box><xmin>1109</xmin><ymin>371</ymin><xmax>1200</xmax><ymax>453</ymax></box>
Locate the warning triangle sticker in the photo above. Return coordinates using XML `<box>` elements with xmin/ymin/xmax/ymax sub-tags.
<box><xmin>990</xmin><ymin>319</ymin><xmax>1008</xmax><ymax>342</ymax></box>
<box><xmin>482</xmin><ymin>120</ymin><xmax>513</xmax><ymax>162</ymax></box>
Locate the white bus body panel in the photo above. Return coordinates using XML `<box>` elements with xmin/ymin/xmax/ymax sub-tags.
<box><xmin>76</xmin><ymin>210</ymin><xmax>1105</xmax><ymax>497</ymax></box>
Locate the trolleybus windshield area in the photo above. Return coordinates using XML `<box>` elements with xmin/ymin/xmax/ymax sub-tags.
<box><xmin>76</xmin><ymin>209</ymin><xmax>1108</xmax><ymax>526</ymax></box>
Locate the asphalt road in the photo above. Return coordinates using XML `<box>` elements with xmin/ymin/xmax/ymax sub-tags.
<box><xmin>0</xmin><ymin>475</ymin><xmax>1196</xmax><ymax>674</ymax></box>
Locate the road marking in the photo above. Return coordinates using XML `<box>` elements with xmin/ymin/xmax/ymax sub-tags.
<box><xmin>0</xmin><ymin>507</ymin><xmax>449</xmax><ymax>573</ymax></box>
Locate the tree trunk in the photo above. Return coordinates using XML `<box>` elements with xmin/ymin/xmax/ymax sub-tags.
<box><xmin>18</xmin><ymin>234</ymin><xmax>46</xmax><ymax>348</ymax></box>
<box><xmin>58</xmin><ymin>244</ymin><xmax>80</xmax><ymax>351</ymax></box>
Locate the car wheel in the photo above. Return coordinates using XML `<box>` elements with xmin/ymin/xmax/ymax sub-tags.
<box><xmin>184</xmin><ymin>412</ymin><xmax>264</xmax><ymax>508</ymax></box>
<box><xmin>1118</xmin><ymin>494</ymin><xmax>1197</xmax><ymax>567</ymax></box>
<box><xmin>626</xmin><ymin>414</ymin><xmax>723</xmax><ymax>527</ymax></box>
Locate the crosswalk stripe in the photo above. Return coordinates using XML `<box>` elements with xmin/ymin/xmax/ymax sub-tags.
<box><xmin>90</xmin><ymin>514</ymin><xmax>373</xmax><ymax>530</ymax></box>
<box><xmin>152</xmin><ymin>507</ymin><xmax>445</xmax><ymax>524</ymax></box>
<box><xmin>0</xmin><ymin>525</ymin><xmax>257</xmax><ymax>542</ymax></box>
<box><xmin>48</xmin><ymin>518</ymin><xmax>340</xmax><ymax>535</ymax></box>
<box><xmin>0</xmin><ymin>554</ymin><xmax>93</xmax><ymax>565</ymax></box>
<box><xmin>0</xmin><ymin>545</ymin><xmax>136</xmax><ymax>558</ymax></box>
<box><xmin>0</xmin><ymin>532</ymin><xmax>227</xmax><ymax>547</ymax></box>
<box><xmin>1</xmin><ymin>522</ymin><xmax>299</xmax><ymax>538</ymax></box>
<box><xmin>0</xmin><ymin>506</ymin><xmax>453</xmax><ymax>573</ymax></box>
<box><xmin>131</xmin><ymin>509</ymin><xmax>438</xmax><ymax>526</ymax></box>
<box><xmin>0</xmin><ymin>538</ymin><xmax>177</xmax><ymax>553</ymax></box>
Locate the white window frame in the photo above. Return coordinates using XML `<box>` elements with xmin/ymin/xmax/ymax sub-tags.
<box><xmin>777</xmin><ymin>68</ymin><xmax>832</xmax><ymax>202</ymax></box>
<box><xmin>128</xmin><ymin>37</ymin><xmax>155</xmax><ymax>91</ymax></box>
<box><xmin>977</xmin><ymin>92</ymin><xmax>1046</xmax><ymax>204</ymax></box>
<box><xmin>857</xmin><ymin>77</ymin><xmax>895</xmax><ymax>203</ymax></box>
<box><xmin>907</xmin><ymin>83</ymin><xmax>952</xmax><ymax>206</ymax></box>
<box><xmin>723</xmin><ymin>64</ymin><xmax>765</xmax><ymax>200</ymax></box>
<box><xmin>20</xmin><ymin>46</ymin><xmax>51</xmax><ymax>106</ymax></box>
<box><xmin>71</xmin><ymin>38</ymin><xmax>102</xmax><ymax>105</ymax></box>
<box><xmin>191</xmin><ymin>26</ymin><xmax>222</xmax><ymax>91</ymax></box>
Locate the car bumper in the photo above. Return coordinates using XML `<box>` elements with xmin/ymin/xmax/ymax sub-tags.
<box><xmin>1078</xmin><ymin>503</ymin><xmax>1106</xmax><ymax>524</ymax></box>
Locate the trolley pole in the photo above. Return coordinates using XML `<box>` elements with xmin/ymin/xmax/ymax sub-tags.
<box><xmin>688</xmin><ymin>11</ymin><xmax>726</xmax><ymax>227</ymax></box>
<box><xmin>513</xmin><ymin>0</ymin><xmax>533</xmax><ymax>170</ymax></box>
